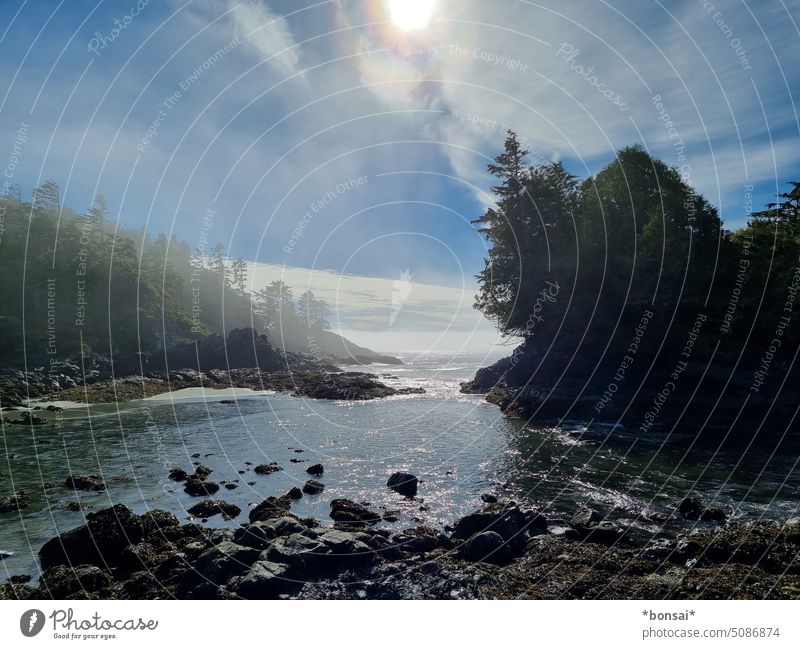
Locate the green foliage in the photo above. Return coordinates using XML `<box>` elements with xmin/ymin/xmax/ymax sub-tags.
<box><xmin>474</xmin><ymin>133</ymin><xmax>798</xmax><ymax>370</ymax></box>
<box><xmin>0</xmin><ymin>192</ymin><xmax>331</xmax><ymax>367</ymax></box>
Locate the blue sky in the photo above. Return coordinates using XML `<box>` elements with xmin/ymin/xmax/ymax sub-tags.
<box><xmin>1</xmin><ymin>0</ymin><xmax>798</xmax><ymax>348</ymax></box>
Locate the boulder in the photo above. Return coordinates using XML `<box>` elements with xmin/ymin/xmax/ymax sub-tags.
<box><xmin>302</xmin><ymin>480</ymin><xmax>325</xmax><ymax>495</ymax></box>
<box><xmin>38</xmin><ymin>504</ymin><xmax>144</xmax><ymax>569</ymax></box>
<box><xmin>480</xmin><ymin>493</ymin><xmax>498</xmax><ymax>504</ymax></box>
<box><xmin>329</xmin><ymin>499</ymin><xmax>382</xmax><ymax>526</ymax></box>
<box><xmin>263</xmin><ymin>533</ymin><xmax>327</xmax><ymax>572</ymax></box>
<box><xmin>236</xmin><ymin>560</ymin><xmax>292</xmax><ymax>598</ymax></box>
<box><xmin>65</xmin><ymin>475</ymin><xmax>106</xmax><ymax>491</ymax></box>
<box><xmin>249</xmin><ymin>496</ymin><xmax>293</xmax><ymax>523</ymax></box>
<box><xmin>387</xmin><ymin>472</ymin><xmax>418</xmax><ymax>497</ymax></box>
<box><xmin>451</xmin><ymin>505</ymin><xmax>541</xmax><ymax>555</ymax></box>
<box><xmin>168</xmin><ymin>467</ymin><xmax>189</xmax><ymax>482</ymax></box>
<box><xmin>38</xmin><ymin>564</ymin><xmax>111</xmax><ymax>598</ymax></box>
<box><xmin>193</xmin><ymin>465</ymin><xmax>213</xmax><ymax>479</ymax></box>
<box><xmin>673</xmin><ymin>496</ymin><xmax>727</xmax><ymax>522</ymax></box>
<box><xmin>463</xmin><ymin>531</ymin><xmax>510</xmax><ymax>564</ymax></box>
<box><xmin>234</xmin><ymin>517</ymin><xmax>307</xmax><ymax>549</ymax></box>
<box><xmin>254</xmin><ymin>462</ymin><xmax>282</xmax><ymax>475</ymax></box>
<box><xmin>0</xmin><ymin>490</ymin><xmax>31</xmax><ymax>513</ymax></box>
<box><xmin>140</xmin><ymin>510</ymin><xmax>180</xmax><ymax>537</ymax></box>
<box><xmin>184</xmin><ymin>477</ymin><xmax>220</xmax><ymax>497</ymax></box>
<box><xmin>194</xmin><ymin>541</ymin><xmax>260</xmax><ymax>584</ymax></box>
<box><xmin>306</xmin><ymin>464</ymin><xmax>324</xmax><ymax>476</ymax></box>
<box><xmin>287</xmin><ymin>487</ymin><xmax>303</xmax><ymax>500</ymax></box>
<box><xmin>187</xmin><ymin>500</ymin><xmax>242</xmax><ymax>520</ymax></box>
<box><xmin>570</xmin><ymin>507</ymin><xmax>601</xmax><ymax>530</ymax></box>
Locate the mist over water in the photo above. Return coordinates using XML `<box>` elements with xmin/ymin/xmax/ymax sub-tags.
<box><xmin>2</xmin><ymin>350</ymin><xmax>798</xmax><ymax>580</ymax></box>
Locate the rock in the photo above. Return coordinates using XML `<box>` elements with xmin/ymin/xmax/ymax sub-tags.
<box><xmin>39</xmin><ymin>564</ymin><xmax>111</xmax><ymax>598</ymax></box>
<box><xmin>263</xmin><ymin>533</ymin><xmax>327</xmax><ymax>572</ymax></box>
<box><xmin>224</xmin><ymin>483</ymin><xmax>238</xmax><ymax>490</ymax></box>
<box><xmin>184</xmin><ymin>477</ymin><xmax>220</xmax><ymax>497</ymax></box>
<box><xmin>451</xmin><ymin>505</ymin><xmax>541</xmax><ymax>555</ymax></box>
<box><xmin>9</xmin><ymin>574</ymin><xmax>31</xmax><ymax>584</ymax></box>
<box><xmin>306</xmin><ymin>464</ymin><xmax>324</xmax><ymax>476</ymax></box>
<box><xmin>0</xmin><ymin>490</ymin><xmax>31</xmax><ymax>513</ymax></box>
<box><xmin>584</xmin><ymin>521</ymin><xmax>627</xmax><ymax>545</ymax></box>
<box><xmin>140</xmin><ymin>510</ymin><xmax>180</xmax><ymax>536</ymax></box>
<box><xmin>168</xmin><ymin>468</ymin><xmax>189</xmax><ymax>482</ymax></box>
<box><xmin>65</xmin><ymin>502</ymin><xmax>82</xmax><ymax>512</ymax></box>
<box><xmin>249</xmin><ymin>496</ymin><xmax>293</xmax><ymax>523</ymax></box>
<box><xmin>290</xmin><ymin>458</ymin><xmax>305</xmax><ymax>464</ymax></box>
<box><xmin>237</xmin><ymin>560</ymin><xmax>292</xmax><ymax>598</ymax></box>
<box><xmin>673</xmin><ymin>496</ymin><xmax>727</xmax><ymax>522</ymax></box>
<box><xmin>302</xmin><ymin>480</ymin><xmax>325</xmax><ymax>495</ymax></box>
<box><xmin>287</xmin><ymin>487</ymin><xmax>303</xmax><ymax>500</ymax></box>
<box><xmin>194</xmin><ymin>541</ymin><xmax>260</xmax><ymax>584</ymax></box>
<box><xmin>187</xmin><ymin>500</ymin><xmax>242</xmax><ymax>520</ymax></box>
<box><xmin>463</xmin><ymin>531</ymin><xmax>510</xmax><ymax>564</ymax></box>
<box><xmin>570</xmin><ymin>507</ymin><xmax>601</xmax><ymax>530</ymax></box>
<box><xmin>193</xmin><ymin>465</ymin><xmax>213</xmax><ymax>479</ymax></box>
<box><xmin>118</xmin><ymin>542</ymin><xmax>159</xmax><ymax>572</ymax></box>
<box><xmin>480</xmin><ymin>493</ymin><xmax>498</xmax><ymax>504</ymax></box>
<box><xmin>254</xmin><ymin>462</ymin><xmax>282</xmax><ymax>475</ymax></box>
<box><xmin>387</xmin><ymin>472</ymin><xmax>418</xmax><ymax>497</ymax></box>
<box><xmin>65</xmin><ymin>474</ymin><xmax>106</xmax><ymax>491</ymax></box>
<box><xmin>329</xmin><ymin>499</ymin><xmax>381</xmax><ymax>526</ymax></box>
<box><xmin>234</xmin><ymin>517</ymin><xmax>307</xmax><ymax>549</ymax></box>
<box><xmin>393</xmin><ymin>526</ymin><xmax>452</xmax><ymax>554</ymax></box>
<box><xmin>0</xmin><ymin>550</ymin><xmax>13</xmax><ymax>560</ymax></box>
<box><xmin>39</xmin><ymin>504</ymin><xmax>144</xmax><ymax>569</ymax></box>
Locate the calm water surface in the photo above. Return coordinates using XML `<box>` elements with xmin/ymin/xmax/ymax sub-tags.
<box><xmin>2</xmin><ymin>350</ymin><xmax>798</xmax><ymax>579</ymax></box>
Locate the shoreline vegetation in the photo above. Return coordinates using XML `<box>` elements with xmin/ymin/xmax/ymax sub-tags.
<box><xmin>460</xmin><ymin>133</ymin><xmax>800</xmax><ymax>439</ymax></box>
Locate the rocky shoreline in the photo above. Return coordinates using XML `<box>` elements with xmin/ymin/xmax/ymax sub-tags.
<box><xmin>2</xmin><ymin>485</ymin><xmax>798</xmax><ymax>600</ymax></box>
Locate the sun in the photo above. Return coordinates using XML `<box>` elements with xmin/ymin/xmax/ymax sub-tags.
<box><xmin>389</xmin><ymin>0</ymin><xmax>436</xmax><ymax>31</ymax></box>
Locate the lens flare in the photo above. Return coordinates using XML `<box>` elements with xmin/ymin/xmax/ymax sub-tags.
<box><xmin>389</xmin><ymin>0</ymin><xmax>436</xmax><ymax>31</ymax></box>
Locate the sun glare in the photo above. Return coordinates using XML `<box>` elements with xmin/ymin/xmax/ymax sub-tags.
<box><xmin>389</xmin><ymin>0</ymin><xmax>436</xmax><ymax>31</ymax></box>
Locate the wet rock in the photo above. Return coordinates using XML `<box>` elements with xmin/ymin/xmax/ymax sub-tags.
<box><xmin>168</xmin><ymin>468</ymin><xmax>189</xmax><ymax>482</ymax></box>
<box><xmin>237</xmin><ymin>560</ymin><xmax>292</xmax><ymax>599</ymax></box>
<box><xmin>39</xmin><ymin>564</ymin><xmax>111</xmax><ymax>598</ymax></box>
<box><xmin>0</xmin><ymin>550</ymin><xmax>13</xmax><ymax>560</ymax></box>
<box><xmin>193</xmin><ymin>541</ymin><xmax>260</xmax><ymax>584</ymax></box>
<box><xmin>306</xmin><ymin>464</ymin><xmax>324</xmax><ymax>476</ymax></box>
<box><xmin>140</xmin><ymin>510</ymin><xmax>180</xmax><ymax>537</ymax></box>
<box><xmin>193</xmin><ymin>465</ymin><xmax>213</xmax><ymax>480</ymax></box>
<box><xmin>464</xmin><ymin>531</ymin><xmax>510</xmax><ymax>564</ymax></box>
<box><xmin>480</xmin><ymin>493</ymin><xmax>498</xmax><ymax>504</ymax></box>
<box><xmin>224</xmin><ymin>483</ymin><xmax>238</xmax><ymax>490</ymax></box>
<box><xmin>451</xmin><ymin>505</ymin><xmax>542</xmax><ymax>555</ymax></box>
<box><xmin>39</xmin><ymin>505</ymin><xmax>144</xmax><ymax>569</ymax></box>
<box><xmin>290</xmin><ymin>458</ymin><xmax>305</xmax><ymax>464</ymax></box>
<box><xmin>249</xmin><ymin>496</ymin><xmax>293</xmax><ymax>523</ymax></box>
<box><xmin>9</xmin><ymin>574</ymin><xmax>31</xmax><ymax>584</ymax></box>
<box><xmin>673</xmin><ymin>496</ymin><xmax>727</xmax><ymax>522</ymax></box>
<box><xmin>584</xmin><ymin>521</ymin><xmax>627</xmax><ymax>545</ymax></box>
<box><xmin>329</xmin><ymin>499</ymin><xmax>381</xmax><ymax>526</ymax></box>
<box><xmin>254</xmin><ymin>462</ymin><xmax>282</xmax><ymax>476</ymax></box>
<box><xmin>263</xmin><ymin>533</ymin><xmax>327</xmax><ymax>572</ymax></box>
<box><xmin>187</xmin><ymin>500</ymin><xmax>242</xmax><ymax>520</ymax></box>
<box><xmin>387</xmin><ymin>472</ymin><xmax>418</xmax><ymax>497</ymax></box>
<box><xmin>234</xmin><ymin>517</ymin><xmax>307</xmax><ymax>549</ymax></box>
<box><xmin>65</xmin><ymin>502</ymin><xmax>82</xmax><ymax>512</ymax></box>
<box><xmin>0</xmin><ymin>490</ymin><xmax>31</xmax><ymax>513</ymax></box>
<box><xmin>287</xmin><ymin>487</ymin><xmax>303</xmax><ymax>500</ymax></box>
<box><xmin>393</xmin><ymin>526</ymin><xmax>452</xmax><ymax>554</ymax></box>
<box><xmin>184</xmin><ymin>477</ymin><xmax>220</xmax><ymax>497</ymax></box>
<box><xmin>302</xmin><ymin>480</ymin><xmax>325</xmax><ymax>495</ymax></box>
<box><xmin>65</xmin><ymin>475</ymin><xmax>106</xmax><ymax>492</ymax></box>
<box><xmin>118</xmin><ymin>542</ymin><xmax>159</xmax><ymax>572</ymax></box>
<box><xmin>570</xmin><ymin>507</ymin><xmax>601</xmax><ymax>530</ymax></box>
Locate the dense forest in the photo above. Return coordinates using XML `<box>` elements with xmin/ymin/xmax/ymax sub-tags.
<box><xmin>473</xmin><ymin>131</ymin><xmax>800</xmax><ymax>390</ymax></box>
<box><xmin>0</xmin><ymin>183</ymin><xmax>335</xmax><ymax>368</ymax></box>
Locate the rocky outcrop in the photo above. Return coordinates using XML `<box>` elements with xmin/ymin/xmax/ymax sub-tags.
<box><xmin>0</xmin><ymin>490</ymin><xmax>31</xmax><ymax>513</ymax></box>
<box><xmin>387</xmin><ymin>472</ymin><xmax>418</xmax><ymax>498</ymax></box>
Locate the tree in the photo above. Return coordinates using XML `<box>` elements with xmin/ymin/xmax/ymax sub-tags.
<box><xmin>86</xmin><ymin>194</ymin><xmax>110</xmax><ymax>242</ymax></box>
<box><xmin>32</xmin><ymin>180</ymin><xmax>60</xmax><ymax>212</ymax></box>
<box><xmin>231</xmin><ymin>258</ymin><xmax>248</xmax><ymax>294</ymax></box>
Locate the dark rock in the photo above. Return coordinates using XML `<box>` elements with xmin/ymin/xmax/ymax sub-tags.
<box><xmin>184</xmin><ymin>477</ymin><xmax>220</xmax><ymax>497</ymax></box>
<box><xmin>673</xmin><ymin>496</ymin><xmax>727</xmax><ymax>522</ymax></box>
<box><xmin>387</xmin><ymin>472</ymin><xmax>418</xmax><ymax>497</ymax></box>
<box><xmin>65</xmin><ymin>502</ymin><xmax>82</xmax><ymax>512</ymax></box>
<box><xmin>168</xmin><ymin>468</ymin><xmax>189</xmax><ymax>482</ymax></box>
<box><xmin>290</xmin><ymin>458</ymin><xmax>305</xmax><ymax>464</ymax></box>
<box><xmin>233</xmin><ymin>517</ymin><xmax>307</xmax><ymax>549</ymax></box>
<box><xmin>393</xmin><ymin>526</ymin><xmax>452</xmax><ymax>553</ymax></box>
<box><xmin>237</xmin><ymin>560</ymin><xmax>292</xmax><ymax>598</ymax></box>
<box><xmin>263</xmin><ymin>533</ymin><xmax>327</xmax><ymax>572</ymax></box>
<box><xmin>65</xmin><ymin>475</ymin><xmax>106</xmax><ymax>492</ymax></box>
<box><xmin>463</xmin><ymin>531</ymin><xmax>510</xmax><ymax>564</ymax></box>
<box><xmin>224</xmin><ymin>483</ymin><xmax>238</xmax><ymax>490</ymax></box>
<box><xmin>140</xmin><ymin>510</ymin><xmax>180</xmax><ymax>537</ymax></box>
<box><xmin>329</xmin><ymin>499</ymin><xmax>381</xmax><ymax>526</ymax></box>
<box><xmin>306</xmin><ymin>464</ymin><xmax>324</xmax><ymax>476</ymax></box>
<box><xmin>254</xmin><ymin>462</ymin><xmax>282</xmax><ymax>475</ymax></box>
<box><xmin>570</xmin><ymin>507</ymin><xmax>601</xmax><ymax>530</ymax></box>
<box><xmin>302</xmin><ymin>480</ymin><xmax>325</xmax><ymax>495</ymax></box>
<box><xmin>0</xmin><ymin>490</ymin><xmax>31</xmax><ymax>513</ymax></box>
<box><xmin>9</xmin><ymin>574</ymin><xmax>31</xmax><ymax>584</ymax></box>
<box><xmin>187</xmin><ymin>500</ymin><xmax>242</xmax><ymax>520</ymax></box>
<box><xmin>249</xmin><ymin>496</ymin><xmax>293</xmax><ymax>523</ymax></box>
<box><xmin>287</xmin><ymin>487</ymin><xmax>303</xmax><ymax>500</ymax></box>
<box><xmin>39</xmin><ymin>564</ymin><xmax>111</xmax><ymax>598</ymax></box>
<box><xmin>193</xmin><ymin>465</ymin><xmax>213</xmax><ymax>479</ymax></box>
<box><xmin>118</xmin><ymin>542</ymin><xmax>159</xmax><ymax>572</ymax></box>
<box><xmin>480</xmin><ymin>493</ymin><xmax>498</xmax><ymax>504</ymax></box>
<box><xmin>39</xmin><ymin>504</ymin><xmax>144</xmax><ymax>569</ymax></box>
<box><xmin>451</xmin><ymin>505</ymin><xmax>541</xmax><ymax>555</ymax></box>
<box><xmin>194</xmin><ymin>541</ymin><xmax>260</xmax><ymax>583</ymax></box>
